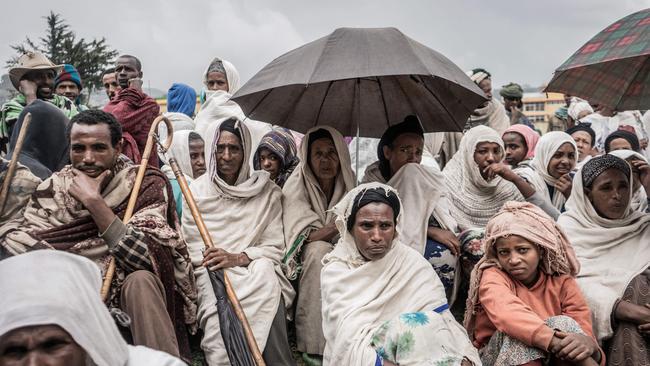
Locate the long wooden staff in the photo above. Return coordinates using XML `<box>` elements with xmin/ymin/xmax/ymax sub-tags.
<box><xmin>100</xmin><ymin>116</ymin><xmax>174</xmax><ymax>301</ymax></box>
<box><xmin>162</xmin><ymin>118</ymin><xmax>265</xmax><ymax>366</ymax></box>
<box><xmin>0</xmin><ymin>113</ymin><xmax>32</xmax><ymax>214</ymax></box>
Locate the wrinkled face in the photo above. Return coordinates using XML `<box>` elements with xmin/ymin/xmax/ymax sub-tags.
<box><xmin>383</xmin><ymin>133</ymin><xmax>423</xmax><ymax>176</ymax></box>
<box><xmin>206</xmin><ymin>72</ymin><xmax>228</xmax><ymax>92</ymax></box>
<box><xmin>570</xmin><ymin>131</ymin><xmax>592</xmax><ymax>162</ymax></box>
<box><xmin>188</xmin><ymin>139</ymin><xmax>206</xmax><ymax>178</ymax></box>
<box><xmin>55</xmin><ymin>81</ymin><xmax>80</xmax><ymax>101</ymax></box>
<box><xmin>309</xmin><ymin>138</ymin><xmax>340</xmax><ymax>183</ymax></box>
<box><xmin>495</xmin><ymin>235</ymin><xmax>541</xmax><ymax>287</ymax></box>
<box><xmin>478</xmin><ymin>78</ymin><xmax>492</xmax><ymax>103</ymax></box>
<box><xmin>586</xmin><ymin>168</ymin><xmax>630</xmax><ymax>220</ymax></box>
<box><xmin>70</xmin><ymin>123</ymin><xmax>122</xmax><ymax>178</ymax></box>
<box><xmin>609</xmin><ymin>138</ymin><xmax>633</xmax><ymax>152</ymax></box>
<box><xmin>258</xmin><ymin>148</ymin><xmax>281</xmax><ymax>181</ymax></box>
<box><xmin>102</xmin><ymin>73</ymin><xmax>120</xmax><ymax>100</ymax></box>
<box><xmin>473</xmin><ymin>142</ymin><xmax>503</xmax><ymax>180</ymax></box>
<box><xmin>215</xmin><ymin>131</ymin><xmax>243</xmax><ymax>184</ymax></box>
<box><xmin>547</xmin><ymin>142</ymin><xmax>576</xmax><ymax>179</ymax></box>
<box><xmin>352</xmin><ymin>202</ymin><xmax>396</xmax><ymax>261</ymax></box>
<box><xmin>23</xmin><ymin>69</ymin><xmax>56</xmax><ymax>99</ymax></box>
<box><xmin>502</xmin><ymin>132</ymin><xmax>527</xmax><ymax>167</ymax></box>
<box><xmin>115</xmin><ymin>57</ymin><xmax>142</xmax><ymax>89</ymax></box>
<box><xmin>0</xmin><ymin>324</ymin><xmax>88</xmax><ymax>366</ymax></box>
<box><xmin>503</xmin><ymin>97</ymin><xmax>520</xmax><ymax>111</ymax></box>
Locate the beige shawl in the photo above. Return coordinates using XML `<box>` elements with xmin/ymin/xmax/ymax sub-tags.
<box><xmin>0</xmin><ymin>161</ymin><xmax>41</xmax><ymax>224</ymax></box>
<box><xmin>321</xmin><ymin>183</ymin><xmax>479</xmax><ymax>366</ymax></box>
<box><xmin>181</xmin><ymin>119</ymin><xmax>292</xmax><ymax>364</ymax></box>
<box><xmin>442</xmin><ymin>125</ymin><xmax>524</xmax><ymax>230</ymax></box>
<box><xmin>516</xmin><ymin>131</ymin><xmax>577</xmax><ymax>210</ymax></box>
<box><xmin>558</xmin><ymin>166</ymin><xmax>650</xmax><ymax>341</ymax></box>
<box><xmin>281</xmin><ymin>126</ymin><xmax>355</xmax><ymax>280</ymax></box>
<box><xmin>362</xmin><ymin>162</ymin><xmax>458</xmax><ymax>254</ymax></box>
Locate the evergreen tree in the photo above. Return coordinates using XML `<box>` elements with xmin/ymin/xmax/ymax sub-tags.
<box><xmin>6</xmin><ymin>11</ymin><xmax>118</xmax><ymax>99</ymax></box>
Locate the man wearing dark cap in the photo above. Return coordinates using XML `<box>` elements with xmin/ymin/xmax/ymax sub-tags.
<box><xmin>0</xmin><ymin>52</ymin><xmax>78</xmax><ymax>143</ymax></box>
<box><xmin>362</xmin><ymin>115</ymin><xmax>462</xmax><ymax>296</ymax></box>
<box><xmin>566</xmin><ymin>123</ymin><xmax>597</xmax><ymax>170</ymax></box>
<box><xmin>55</xmin><ymin>64</ymin><xmax>88</xmax><ymax>111</ymax></box>
<box><xmin>500</xmin><ymin>82</ymin><xmax>534</xmax><ymax>129</ymax></box>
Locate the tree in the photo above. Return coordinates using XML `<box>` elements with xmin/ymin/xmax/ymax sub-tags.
<box><xmin>6</xmin><ymin>11</ymin><xmax>118</xmax><ymax>100</ymax></box>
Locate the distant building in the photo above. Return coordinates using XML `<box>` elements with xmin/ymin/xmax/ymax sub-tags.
<box><xmin>522</xmin><ymin>92</ymin><xmax>566</xmax><ymax>133</ymax></box>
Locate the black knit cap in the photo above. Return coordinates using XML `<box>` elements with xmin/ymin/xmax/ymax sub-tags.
<box><xmin>566</xmin><ymin>123</ymin><xmax>596</xmax><ymax>147</ymax></box>
<box><xmin>582</xmin><ymin>155</ymin><xmax>631</xmax><ymax>188</ymax></box>
<box><xmin>604</xmin><ymin>129</ymin><xmax>640</xmax><ymax>153</ymax></box>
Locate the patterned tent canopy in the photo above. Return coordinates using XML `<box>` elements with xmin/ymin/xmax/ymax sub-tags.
<box><xmin>546</xmin><ymin>8</ymin><xmax>650</xmax><ymax>110</ymax></box>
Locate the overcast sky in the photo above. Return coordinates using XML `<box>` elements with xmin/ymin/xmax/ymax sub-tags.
<box><xmin>2</xmin><ymin>0</ymin><xmax>648</xmax><ymax>93</ymax></box>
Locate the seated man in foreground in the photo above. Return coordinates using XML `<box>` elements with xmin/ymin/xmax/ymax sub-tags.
<box><xmin>181</xmin><ymin>118</ymin><xmax>295</xmax><ymax>366</ymax></box>
<box><xmin>0</xmin><ymin>110</ymin><xmax>197</xmax><ymax>361</ymax></box>
<box><xmin>0</xmin><ymin>250</ymin><xmax>186</xmax><ymax>366</ymax></box>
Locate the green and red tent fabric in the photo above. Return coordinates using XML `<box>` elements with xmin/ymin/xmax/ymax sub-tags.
<box><xmin>546</xmin><ymin>8</ymin><xmax>650</xmax><ymax>110</ymax></box>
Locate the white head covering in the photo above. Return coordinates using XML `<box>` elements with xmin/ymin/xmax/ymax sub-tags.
<box><xmin>442</xmin><ymin>125</ymin><xmax>524</xmax><ymax>229</ymax></box>
<box><xmin>203</xmin><ymin>57</ymin><xmax>241</xmax><ymax>94</ymax></box>
<box><xmin>518</xmin><ymin>131</ymin><xmax>577</xmax><ymax>210</ymax></box>
<box><xmin>558</xmin><ymin>159</ymin><xmax>650</xmax><ymax>341</ymax></box>
<box><xmin>162</xmin><ymin>130</ymin><xmax>198</xmax><ymax>180</ymax></box>
<box><xmin>568</xmin><ymin>99</ymin><xmax>594</xmax><ymax>121</ymax></box>
<box><xmin>0</xmin><ymin>251</ymin><xmax>129</xmax><ymax>366</ymax></box>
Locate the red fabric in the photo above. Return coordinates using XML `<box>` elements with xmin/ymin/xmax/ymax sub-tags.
<box><xmin>104</xmin><ymin>88</ymin><xmax>160</xmax><ymax>167</ymax></box>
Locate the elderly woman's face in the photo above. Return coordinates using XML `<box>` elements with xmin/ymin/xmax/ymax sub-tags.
<box><xmin>309</xmin><ymin>138</ymin><xmax>340</xmax><ymax>182</ymax></box>
<box><xmin>352</xmin><ymin>202</ymin><xmax>395</xmax><ymax>261</ymax></box>
<box><xmin>586</xmin><ymin>168</ymin><xmax>630</xmax><ymax>220</ymax></box>
<box><xmin>0</xmin><ymin>324</ymin><xmax>88</xmax><ymax>366</ymax></box>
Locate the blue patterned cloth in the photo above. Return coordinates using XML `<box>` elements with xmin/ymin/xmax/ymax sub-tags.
<box><xmin>424</xmin><ymin>239</ymin><xmax>456</xmax><ymax>293</ymax></box>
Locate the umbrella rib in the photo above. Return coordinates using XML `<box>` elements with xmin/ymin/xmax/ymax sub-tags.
<box><xmin>313</xmin><ymin>80</ymin><xmax>334</xmax><ymax>127</ymax></box>
<box><xmin>240</xmin><ymin>88</ymin><xmax>273</xmax><ymax>123</ymax></box>
<box><xmin>376</xmin><ymin>76</ymin><xmax>391</xmax><ymax>129</ymax></box>
<box><xmin>419</xmin><ymin>75</ymin><xmax>464</xmax><ymax>127</ymax></box>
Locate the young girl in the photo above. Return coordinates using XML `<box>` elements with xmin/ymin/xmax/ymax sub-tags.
<box><xmin>464</xmin><ymin>201</ymin><xmax>603</xmax><ymax>366</ymax></box>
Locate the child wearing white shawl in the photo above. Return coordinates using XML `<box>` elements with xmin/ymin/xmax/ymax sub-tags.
<box><xmin>321</xmin><ymin>183</ymin><xmax>480</xmax><ymax>366</ymax></box>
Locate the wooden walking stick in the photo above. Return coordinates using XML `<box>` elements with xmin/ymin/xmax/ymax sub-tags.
<box><xmin>100</xmin><ymin>115</ymin><xmax>174</xmax><ymax>301</ymax></box>
<box><xmin>162</xmin><ymin>116</ymin><xmax>265</xmax><ymax>366</ymax></box>
<box><xmin>0</xmin><ymin>113</ymin><xmax>32</xmax><ymax>214</ymax></box>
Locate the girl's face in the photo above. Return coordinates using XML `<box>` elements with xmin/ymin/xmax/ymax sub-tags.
<box><xmin>473</xmin><ymin>142</ymin><xmax>503</xmax><ymax>180</ymax></box>
<box><xmin>494</xmin><ymin>234</ymin><xmax>541</xmax><ymax>287</ymax></box>
<box><xmin>547</xmin><ymin>142</ymin><xmax>576</xmax><ymax>179</ymax></box>
<box><xmin>502</xmin><ymin>132</ymin><xmax>528</xmax><ymax>167</ymax></box>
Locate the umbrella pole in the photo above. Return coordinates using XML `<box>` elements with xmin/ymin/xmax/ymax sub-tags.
<box><xmin>100</xmin><ymin>116</ymin><xmax>174</xmax><ymax>301</ymax></box>
<box><xmin>0</xmin><ymin>113</ymin><xmax>32</xmax><ymax>214</ymax></box>
<box><xmin>354</xmin><ymin>78</ymin><xmax>361</xmax><ymax>184</ymax></box>
<box><xmin>167</xmin><ymin>154</ymin><xmax>265</xmax><ymax>366</ymax></box>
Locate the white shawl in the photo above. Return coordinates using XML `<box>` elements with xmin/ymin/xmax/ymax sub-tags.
<box><xmin>558</xmin><ymin>166</ymin><xmax>650</xmax><ymax>341</ymax></box>
<box><xmin>467</xmin><ymin>98</ymin><xmax>510</xmax><ymax>135</ymax></box>
<box><xmin>609</xmin><ymin>149</ymin><xmax>649</xmax><ymax>212</ymax></box>
<box><xmin>281</xmin><ymin>126</ymin><xmax>355</xmax><ymax>280</ymax></box>
<box><xmin>158</xmin><ymin>111</ymin><xmax>195</xmax><ymax>156</ymax></box>
<box><xmin>161</xmin><ymin>130</ymin><xmax>195</xmax><ymax>182</ymax></box>
<box><xmin>0</xmin><ymin>250</ymin><xmax>185</xmax><ymax>366</ymax></box>
<box><xmin>442</xmin><ymin>125</ymin><xmax>524</xmax><ymax>230</ymax></box>
<box><xmin>181</xmin><ymin>119</ymin><xmax>291</xmax><ymax>364</ymax></box>
<box><xmin>362</xmin><ymin>162</ymin><xmax>458</xmax><ymax>254</ymax></box>
<box><xmin>517</xmin><ymin>131</ymin><xmax>577</xmax><ymax>210</ymax></box>
<box><xmin>203</xmin><ymin>57</ymin><xmax>241</xmax><ymax>95</ymax></box>
<box><xmin>321</xmin><ymin>183</ymin><xmax>479</xmax><ymax>366</ymax></box>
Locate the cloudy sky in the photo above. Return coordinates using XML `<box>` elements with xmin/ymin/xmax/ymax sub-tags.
<box><xmin>1</xmin><ymin>0</ymin><xmax>647</xmax><ymax>92</ymax></box>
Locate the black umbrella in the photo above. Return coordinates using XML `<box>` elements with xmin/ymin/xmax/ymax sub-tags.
<box><xmin>232</xmin><ymin>27</ymin><xmax>486</xmax><ymax>137</ymax></box>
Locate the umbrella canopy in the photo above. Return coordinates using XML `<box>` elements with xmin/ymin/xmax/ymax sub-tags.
<box><xmin>546</xmin><ymin>8</ymin><xmax>650</xmax><ymax>110</ymax></box>
<box><xmin>232</xmin><ymin>27</ymin><xmax>486</xmax><ymax>137</ymax></box>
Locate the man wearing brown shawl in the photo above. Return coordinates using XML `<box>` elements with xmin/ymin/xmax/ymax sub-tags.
<box><xmin>103</xmin><ymin>55</ymin><xmax>160</xmax><ymax>167</ymax></box>
<box><xmin>0</xmin><ymin>110</ymin><xmax>197</xmax><ymax>361</ymax></box>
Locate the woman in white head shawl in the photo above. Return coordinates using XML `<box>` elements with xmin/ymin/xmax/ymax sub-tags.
<box><xmin>0</xmin><ymin>250</ymin><xmax>185</xmax><ymax>366</ymax></box>
<box><xmin>442</xmin><ymin>125</ymin><xmax>525</xmax><ymax>230</ymax></box>
<box><xmin>609</xmin><ymin>149</ymin><xmax>650</xmax><ymax>212</ymax></box>
<box><xmin>557</xmin><ymin>155</ymin><xmax>650</xmax><ymax>359</ymax></box>
<box><xmin>194</xmin><ymin>57</ymin><xmax>272</xmax><ymax>168</ymax></box>
<box><xmin>181</xmin><ymin>118</ymin><xmax>295</xmax><ymax>365</ymax></box>
<box><xmin>320</xmin><ymin>183</ymin><xmax>480</xmax><ymax>366</ymax></box>
<box><xmin>516</xmin><ymin>131</ymin><xmax>577</xmax><ymax>212</ymax></box>
<box><xmin>567</xmin><ymin>99</ymin><xmax>594</xmax><ymax>122</ymax></box>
